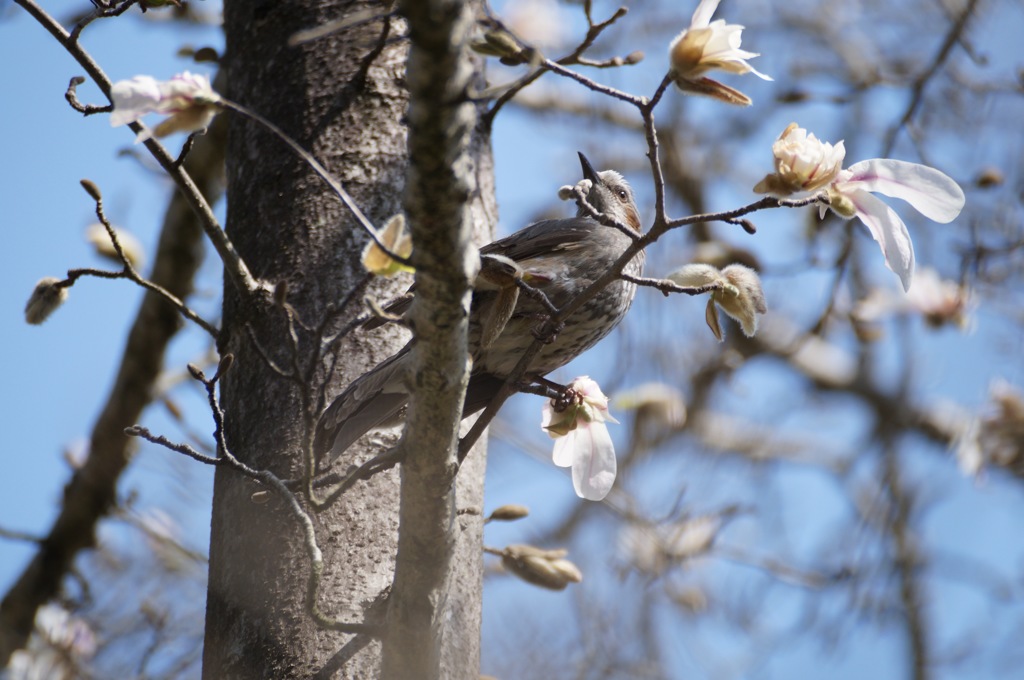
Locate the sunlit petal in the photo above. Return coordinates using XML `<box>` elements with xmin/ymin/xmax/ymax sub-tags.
<box><xmin>571</xmin><ymin>423</ymin><xmax>617</xmax><ymax>501</ymax></box>
<box><xmin>690</xmin><ymin>0</ymin><xmax>721</xmax><ymax>28</ymax></box>
<box><xmin>846</xmin><ymin>189</ymin><xmax>916</xmax><ymax>291</ymax></box>
<box><xmin>552</xmin><ymin>433</ymin><xmax>575</xmax><ymax>468</ymax></box>
<box><xmin>841</xmin><ymin>159</ymin><xmax>965</xmax><ymax>223</ymax></box>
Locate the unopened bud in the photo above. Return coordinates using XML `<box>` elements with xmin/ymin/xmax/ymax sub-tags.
<box><xmin>715</xmin><ymin>264</ymin><xmax>767</xmax><ymax>338</ymax></box>
<box><xmin>667</xmin><ymin>263</ymin><xmax>725</xmax><ymax>290</ymax></box>
<box><xmin>192</xmin><ymin>47</ymin><xmax>220</xmax><ymax>63</ymax></box>
<box><xmin>558</xmin><ymin>178</ymin><xmax>592</xmax><ymax>202</ymax></box>
<box><xmin>624</xmin><ymin>50</ymin><xmax>644</xmax><ymax>65</ymax></box>
<box><xmin>826</xmin><ymin>189</ymin><xmax>857</xmax><ymax>218</ymax></box>
<box><xmin>975</xmin><ymin>167</ymin><xmax>1004</xmax><ymax>188</ymax></box>
<box><xmin>86</xmin><ymin>223</ymin><xmax>145</xmax><ymax>269</ymax></box>
<box><xmin>213</xmin><ymin>354</ymin><xmax>234</xmax><ymax>381</ymax></box>
<box><xmin>480</xmin><ymin>29</ymin><xmax>522</xmax><ymax>58</ymax></box>
<box><xmin>24</xmin><ymin>277</ymin><xmax>69</xmax><ymax>325</ymax></box>
<box><xmin>501</xmin><ymin>545</ymin><xmax>581</xmax><ymax>591</ymax></box>
<box><xmin>487</xmin><ymin>504</ymin><xmax>530</xmax><ymax>522</ymax></box>
<box><xmin>667</xmin><ymin>263</ymin><xmax>766</xmax><ymax>341</ymax></box>
<box><xmin>547</xmin><ymin>558</ymin><xmax>583</xmax><ymax>584</ymax></box>
<box><xmin>187</xmin><ymin>363</ymin><xmax>205</xmax><ymax>381</ymax></box>
<box><xmin>79</xmin><ymin>178</ymin><xmax>102</xmax><ymax>202</ymax></box>
<box><xmin>704</xmin><ymin>298</ymin><xmax>723</xmax><ymax>341</ymax></box>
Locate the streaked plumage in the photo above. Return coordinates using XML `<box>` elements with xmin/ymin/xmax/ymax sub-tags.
<box><xmin>314</xmin><ymin>153</ymin><xmax>644</xmax><ymax>465</ymax></box>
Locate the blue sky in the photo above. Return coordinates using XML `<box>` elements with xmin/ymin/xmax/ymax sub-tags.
<box><xmin>2</xmin><ymin>1</ymin><xmax>1023</xmax><ymax>678</ymax></box>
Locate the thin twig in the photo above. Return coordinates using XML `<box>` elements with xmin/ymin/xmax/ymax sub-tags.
<box><xmin>69</xmin><ymin>0</ymin><xmax>141</xmax><ymax>43</ymax></box>
<box><xmin>129</xmin><ymin>360</ymin><xmax>373</xmax><ymax>635</ymax></box>
<box><xmin>881</xmin><ymin>0</ymin><xmax>980</xmax><ymax>156</ymax></box>
<box><xmin>14</xmin><ymin>0</ymin><xmax>261</xmax><ymax>298</ymax></box>
<box><xmin>571</xmin><ymin>185</ymin><xmax>642</xmax><ymax>241</ymax></box>
<box><xmin>514</xmin><ymin>279</ymin><xmax>559</xmax><ymax>316</ymax></box>
<box><xmin>0</xmin><ymin>527</ymin><xmax>43</xmax><ymax>544</ymax></box>
<box><xmin>619</xmin><ymin>273</ymin><xmax>725</xmax><ymax>298</ymax></box>
<box><xmin>542</xmin><ymin>59</ymin><xmax>644</xmax><ymax>107</ymax></box>
<box><xmin>65</xmin><ymin>76</ymin><xmax>111</xmax><ymax>115</ymax></box>
<box><xmin>125</xmin><ymin>425</ymin><xmax>221</xmax><ymax>466</ymax></box>
<box><xmin>482</xmin><ymin>3</ymin><xmax>631</xmax><ymax>125</ymax></box>
<box><xmin>662</xmin><ymin>194</ymin><xmax>823</xmax><ymax>231</ymax></box>
<box><xmin>217</xmin><ymin>99</ymin><xmax>411</xmax><ymax>266</ymax></box>
<box><xmin>639</xmin><ymin>73</ymin><xmax>675</xmax><ymax>226</ymax></box>
<box><xmin>73</xmin><ymin>181</ymin><xmax>220</xmax><ymax>337</ymax></box>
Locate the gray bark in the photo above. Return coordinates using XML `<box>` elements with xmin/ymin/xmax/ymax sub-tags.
<box><xmin>380</xmin><ymin>1</ymin><xmax>485</xmax><ymax>678</ymax></box>
<box><xmin>205</xmin><ymin>1</ymin><xmax>491</xmax><ymax>677</ymax></box>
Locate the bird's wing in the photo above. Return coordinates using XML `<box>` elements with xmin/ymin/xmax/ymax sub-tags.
<box><xmin>313</xmin><ymin>344</ymin><xmax>412</xmax><ymax>466</ymax></box>
<box><xmin>480</xmin><ymin>218</ymin><xmax>597</xmax><ymax>262</ymax></box>
<box><xmin>363</xmin><ymin>218</ymin><xmax>598</xmax><ymax>329</ymax></box>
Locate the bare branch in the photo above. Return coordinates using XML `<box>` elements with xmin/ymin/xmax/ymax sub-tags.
<box><xmin>14</xmin><ymin>0</ymin><xmax>261</xmax><ymax>298</ymax></box>
<box><xmin>217</xmin><ymin>99</ymin><xmax>412</xmax><ymax>268</ymax></box>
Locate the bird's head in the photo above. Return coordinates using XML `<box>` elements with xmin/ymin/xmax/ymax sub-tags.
<box><xmin>575</xmin><ymin>152</ymin><xmax>643</xmax><ymax>233</ymax></box>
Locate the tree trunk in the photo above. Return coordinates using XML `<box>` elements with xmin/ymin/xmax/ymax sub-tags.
<box><xmin>203</xmin><ymin>1</ymin><xmax>491</xmax><ymax>677</ymax></box>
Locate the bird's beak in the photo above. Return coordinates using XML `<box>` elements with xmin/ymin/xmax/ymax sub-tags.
<box><xmin>578</xmin><ymin>152</ymin><xmax>602</xmax><ymax>186</ymax></box>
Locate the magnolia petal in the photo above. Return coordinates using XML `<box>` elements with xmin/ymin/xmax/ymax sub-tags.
<box><xmin>110</xmin><ymin>76</ymin><xmax>163</xmax><ymax>126</ymax></box>
<box><xmin>842</xmin><ymin>159</ymin><xmax>965</xmax><ymax>224</ymax></box>
<box><xmin>847</xmin><ymin>188</ymin><xmax>916</xmax><ymax>292</ymax></box>
<box><xmin>678</xmin><ymin>77</ymin><xmax>752</xmax><ymax>106</ymax></box>
<box><xmin>540</xmin><ymin>400</ymin><xmax>554</xmax><ymax>430</ymax></box>
<box><xmin>150</xmin><ymin>107</ymin><xmax>217</xmax><ymax>139</ymax></box>
<box><xmin>552</xmin><ymin>432</ymin><xmax>575</xmax><ymax>467</ymax></box>
<box><xmin>704</xmin><ymin>298</ymin><xmax>724</xmax><ymax>342</ymax></box>
<box><xmin>571</xmin><ymin>423</ymin><xmax>617</xmax><ymax>501</ymax></box>
<box><xmin>744</xmin><ymin>63</ymin><xmax>774</xmax><ymax>82</ymax></box>
<box><xmin>691</xmin><ymin>0</ymin><xmax>721</xmax><ymax>29</ymax></box>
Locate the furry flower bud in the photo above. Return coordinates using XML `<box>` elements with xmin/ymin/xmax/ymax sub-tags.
<box><xmin>25</xmin><ymin>277</ymin><xmax>69</xmax><ymax>325</ymax></box>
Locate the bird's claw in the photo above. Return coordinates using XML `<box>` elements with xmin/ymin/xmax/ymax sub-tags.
<box><xmin>552</xmin><ymin>386</ymin><xmax>578</xmax><ymax>413</ymax></box>
<box><xmin>531</xmin><ymin>318</ymin><xmax>564</xmax><ymax>343</ymax></box>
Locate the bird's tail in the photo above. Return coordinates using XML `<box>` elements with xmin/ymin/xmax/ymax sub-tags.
<box><xmin>313</xmin><ymin>346</ymin><xmax>411</xmax><ymax>467</ymax></box>
<box><xmin>314</xmin><ymin>351</ymin><xmax>513</xmax><ymax>467</ymax></box>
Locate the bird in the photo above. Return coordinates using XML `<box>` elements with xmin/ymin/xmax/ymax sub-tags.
<box><xmin>313</xmin><ymin>152</ymin><xmax>645</xmax><ymax>465</ymax></box>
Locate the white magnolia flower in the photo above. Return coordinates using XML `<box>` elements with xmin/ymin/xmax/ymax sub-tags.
<box><xmin>826</xmin><ymin>159</ymin><xmax>966</xmax><ymax>292</ymax></box>
<box><xmin>754</xmin><ymin>123</ymin><xmax>846</xmax><ymax>195</ymax></box>
<box><xmin>110</xmin><ymin>71</ymin><xmax>221</xmax><ymax>143</ymax></box>
<box><xmin>668</xmin><ymin>0</ymin><xmax>771</xmax><ymax>106</ymax></box>
<box><xmin>854</xmin><ymin>267</ymin><xmax>970</xmax><ymax>329</ymax></box>
<box><xmin>541</xmin><ymin>376</ymin><xmax>618</xmax><ymax>501</ymax></box>
<box><xmin>754</xmin><ymin>124</ymin><xmax>966</xmax><ymax>292</ymax></box>
<box><xmin>35</xmin><ymin>605</ymin><xmax>97</xmax><ymax>659</ymax></box>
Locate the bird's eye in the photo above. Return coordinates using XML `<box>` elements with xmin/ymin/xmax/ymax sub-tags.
<box><xmin>617</xmin><ymin>189</ymin><xmax>629</xmax><ymax>201</ymax></box>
